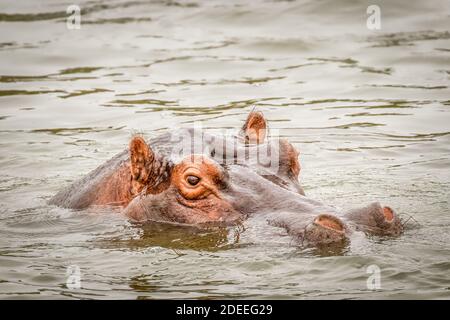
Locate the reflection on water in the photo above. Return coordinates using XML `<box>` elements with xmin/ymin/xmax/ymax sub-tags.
<box><xmin>100</xmin><ymin>222</ymin><xmax>243</xmax><ymax>252</ymax></box>
<box><xmin>0</xmin><ymin>0</ymin><xmax>449</xmax><ymax>299</ymax></box>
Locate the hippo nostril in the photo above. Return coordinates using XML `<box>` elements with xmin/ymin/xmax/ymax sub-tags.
<box><xmin>383</xmin><ymin>206</ymin><xmax>394</xmax><ymax>222</ymax></box>
<box><xmin>314</xmin><ymin>214</ymin><xmax>345</xmax><ymax>233</ymax></box>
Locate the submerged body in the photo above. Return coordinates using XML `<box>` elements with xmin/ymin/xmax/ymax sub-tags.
<box><xmin>50</xmin><ymin>111</ymin><xmax>403</xmax><ymax>246</ymax></box>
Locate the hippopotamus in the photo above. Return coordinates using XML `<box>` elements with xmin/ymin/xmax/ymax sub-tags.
<box><xmin>50</xmin><ymin>111</ymin><xmax>404</xmax><ymax>246</ymax></box>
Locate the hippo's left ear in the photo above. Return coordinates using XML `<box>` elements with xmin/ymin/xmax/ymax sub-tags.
<box><xmin>240</xmin><ymin>110</ymin><xmax>267</xmax><ymax>144</ymax></box>
<box><xmin>129</xmin><ymin>136</ymin><xmax>172</xmax><ymax>194</ymax></box>
<box><xmin>130</xmin><ymin>136</ymin><xmax>154</xmax><ymax>185</ymax></box>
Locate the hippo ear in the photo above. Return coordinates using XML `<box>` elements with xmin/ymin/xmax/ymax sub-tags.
<box><xmin>129</xmin><ymin>136</ymin><xmax>154</xmax><ymax>184</ymax></box>
<box><xmin>240</xmin><ymin>110</ymin><xmax>267</xmax><ymax>144</ymax></box>
<box><xmin>278</xmin><ymin>139</ymin><xmax>301</xmax><ymax>180</ymax></box>
<box><xmin>129</xmin><ymin>136</ymin><xmax>172</xmax><ymax>194</ymax></box>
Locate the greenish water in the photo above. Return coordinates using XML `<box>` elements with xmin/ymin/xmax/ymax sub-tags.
<box><xmin>0</xmin><ymin>0</ymin><xmax>449</xmax><ymax>299</ymax></box>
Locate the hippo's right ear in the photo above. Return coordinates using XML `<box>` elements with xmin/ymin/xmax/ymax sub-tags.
<box><xmin>129</xmin><ymin>136</ymin><xmax>172</xmax><ymax>194</ymax></box>
<box><xmin>240</xmin><ymin>110</ymin><xmax>267</xmax><ymax>144</ymax></box>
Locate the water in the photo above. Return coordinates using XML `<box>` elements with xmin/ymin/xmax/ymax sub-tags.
<box><xmin>0</xmin><ymin>0</ymin><xmax>449</xmax><ymax>299</ymax></box>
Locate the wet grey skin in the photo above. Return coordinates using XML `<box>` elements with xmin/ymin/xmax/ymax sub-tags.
<box><xmin>50</xmin><ymin>125</ymin><xmax>403</xmax><ymax>248</ymax></box>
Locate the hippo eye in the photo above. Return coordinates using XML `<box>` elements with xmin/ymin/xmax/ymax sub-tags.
<box><xmin>186</xmin><ymin>175</ymin><xmax>200</xmax><ymax>186</ymax></box>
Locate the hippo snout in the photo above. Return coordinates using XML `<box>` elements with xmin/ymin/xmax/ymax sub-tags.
<box><xmin>267</xmin><ymin>212</ymin><xmax>350</xmax><ymax>246</ymax></box>
<box><xmin>268</xmin><ymin>202</ymin><xmax>405</xmax><ymax>247</ymax></box>
<box><xmin>303</xmin><ymin>214</ymin><xmax>349</xmax><ymax>245</ymax></box>
<box><xmin>345</xmin><ymin>202</ymin><xmax>403</xmax><ymax>236</ymax></box>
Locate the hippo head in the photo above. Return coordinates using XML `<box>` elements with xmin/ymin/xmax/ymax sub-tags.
<box><xmin>126</xmin><ymin>150</ymin><xmax>241</xmax><ymax>225</ymax></box>
<box><xmin>124</xmin><ymin>111</ymin><xmax>301</xmax><ymax>224</ymax></box>
<box><xmin>121</xmin><ymin>111</ymin><xmax>404</xmax><ymax>246</ymax></box>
